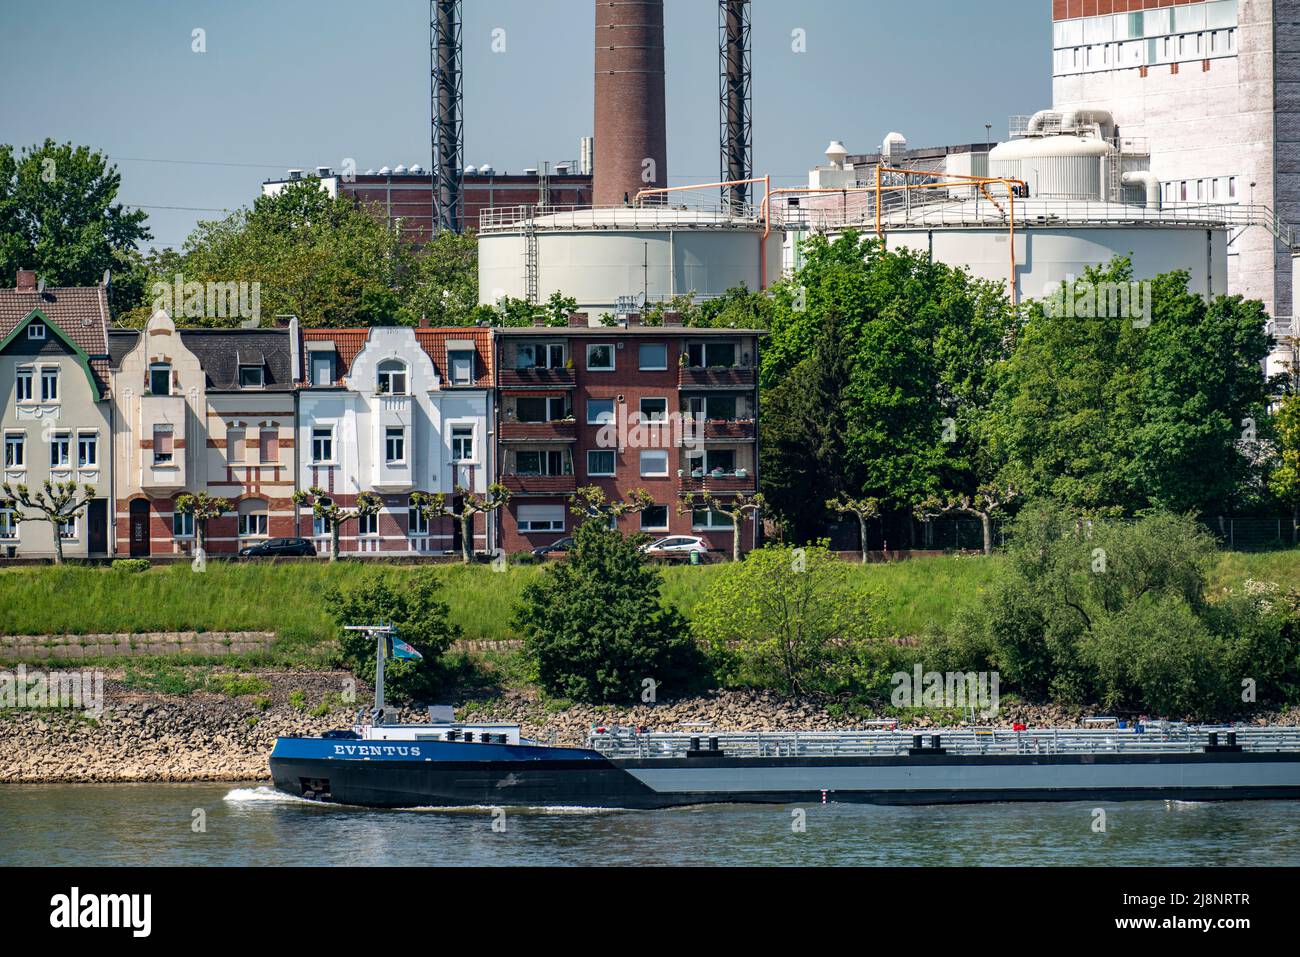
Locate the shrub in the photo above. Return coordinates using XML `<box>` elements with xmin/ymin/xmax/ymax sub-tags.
<box><xmin>206</xmin><ymin>672</ymin><xmax>271</xmax><ymax>697</ymax></box>
<box><xmin>691</xmin><ymin>541</ymin><xmax>879</xmax><ymax>695</ymax></box>
<box><xmin>326</xmin><ymin>568</ymin><xmax>462</xmax><ymax>704</ymax></box>
<box><xmin>514</xmin><ymin>518</ymin><xmax>702</xmax><ymax>703</ymax></box>
<box><xmin>111</xmin><ymin>559</ymin><xmax>150</xmax><ymax>573</ymax></box>
<box><xmin>509</xmin><ymin>550</ymin><xmax>539</xmax><ymax>565</ymax></box>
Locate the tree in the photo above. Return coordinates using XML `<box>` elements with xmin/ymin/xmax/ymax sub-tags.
<box><xmin>325</xmin><ymin>569</ymin><xmax>462</xmax><ymax>704</ymax></box>
<box><xmin>913</xmin><ymin>485</ymin><xmax>1015</xmax><ymax>556</ymax></box>
<box><xmin>691</xmin><ymin>542</ymin><xmax>877</xmax><ymax>695</ymax></box>
<box><xmin>400</xmin><ymin>230</ymin><xmax>481</xmax><ymax>326</ymax></box>
<box><xmin>0</xmin><ymin>140</ymin><xmax>151</xmax><ymax>314</ymax></box>
<box><xmin>292</xmin><ymin>486</ymin><xmax>381</xmax><ymax>561</ymax></box>
<box><xmin>987</xmin><ymin>259</ymin><xmax>1271</xmax><ymax>516</ymax></box>
<box><xmin>1268</xmin><ymin>393</ymin><xmax>1300</xmax><ymax>543</ymax></box>
<box><xmin>826</xmin><ymin>494</ymin><xmax>880</xmax><ymax>563</ymax></box>
<box><xmin>513</xmin><ymin>517</ymin><xmax>701</xmax><ymax>703</ymax></box>
<box><xmin>454</xmin><ymin>483</ymin><xmax>510</xmax><ymax>563</ymax></box>
<box><xmin>569</xmin><ymin>485</ymin><xmax>653</xmax><ymax>520</ymax></box>
<box><xmin>174</xmin><ymin>491</ymin><xmax>232</xmax><ymax>555</ymax></box>
<box><xmin>0</xmin><ymin>480</ymin><xmax>95</xmax><ymax>565</ymax></box>
<box><xmin>680</xmin><ymin>492</ymin><xmax>764</xmax><ymax>561</ymax></box>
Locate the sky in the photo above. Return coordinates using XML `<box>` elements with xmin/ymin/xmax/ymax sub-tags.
<box><xmin>0</xmin><ymin>0</ymin><xmax>1052</xmax><ymax>250</ymax></box>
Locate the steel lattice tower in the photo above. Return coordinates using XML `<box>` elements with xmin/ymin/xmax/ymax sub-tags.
<box><xmin>719</xmin><ymin>0</ymin><xmax>752</xmax><ymax>213</ymax></box>
<box><xmin>431</xmin><ymin>1</ymin><xmax>464</xmax><ymax>234</ymax></box>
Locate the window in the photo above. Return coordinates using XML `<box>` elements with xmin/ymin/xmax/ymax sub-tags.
<box><xmin>58</xmin><ymin>515</ymin><xmax>77</xmax><ymax>540</ymax></box>
<box><xmin>640</xmin><ymin>450</ymin><xmax>669</xmax><ymax>477</ymax></box>
<box><xmin>689</xmin><ymin>394</ymin><xmax>737</xmax><ymax>420</ymax></box>
<box><xmin>377</xmin><ymin>360</ymin><xmax>407</xmax><ymax>395</ymax></box>
<box><xmin>639</xmin><ymin>342</ymin><xmax>668</xmax><ymax>370</ymax></box>
<box><xmin>517</xmin><ymin>342</ymin><xmax>565</xmax><ymax>369</ymax></box>
<box><xmin>587</xmin><ymin>449</ymin><xmax>616</xmax><ymax>476</ymax></box>
<box><xmin>641</xmin><ymin>505</ymin><xmax>669</xmax><ymax>531</ymax></box>
<box><xmin>587</xmin><ymin>398</ymin><xmax>615</xmax><ymax>425</ymax></box>
<box><xmin>77</xmin><ymin>432</ymin><xmax>97</xmax><ymax>468</ymax></box>
<box><xmin>688</xmin><ymin>341</ymin><xmax>737</xmax><ymax>368</ymax></box>
<box><xmin>173</xmin><ymin>511</ymin><xmax>194</xmax><ymax>539</ymax></box>
<box><xmin>516</xmin><ymin>396</ymin><xmax>567</xmax><ymax>422</ymax></box>
<box><xmin>238</xmin><ymin>501</ymin><xmax>268</xmax><ymax>537</ymax></box>
<box><xmin>358</xmin><ymin>512</ymin><xmax>378</xmax><ymax>537</ymax></box>
<box><xmin>515</xmin><ymin>449</ymin><xmax>570</xmax><ymax>475</ymax></box>
<box><xmin>228</xmin><ymin>428</ymin><xmax>246</xmax><ymax>464</ymax></box>
<box><xmin>15</xmin><ymin>368</ymin><xmax>32</xmax><ymax>403</ymax></box>
<box><xmin>639</xmin><ymin>397</ymin><xmax>667</xmax><ymax>422</ymax></box>
<box><xmin>149</xmin><ymin>363</ymin><xmax>171</xmax><ymax>396</ymax></box>
<box><xmin>451</xmin><ymin>426</ymin><xmax>474</xmax><ymax>461</ymax></box>
<box><xmin>687</xmin><ymin>449</ymin><xmax>736</xmax><ymax>474</ymax></box>
<box><xmin>4</xmin><ymin>433</ymin><xmax>24</xmax><ymax>469</ymax></box>
<box><xmin>259</xmin><ymin>429</ymin><xmax>278</xmax><ymax>463</ymax></box>
<box><xmin>153</xmin><ymin>425</ymin><xmax>175</xmax><ymax>465</ymax></box>
<box><xmin>408</xmin><ymin>498</ymin><xmax>429</xmax><ymax>536</ymax></box>
<box><xmin>49</xmin><ymin>432</ymin><xmax>70</xmax><ymax>469</ymax></box>
<box><xmin>40</xmin><ymin>368</ymin><xmax>59</xmax><ymax>402</ymax></box>
<box><xmin>311</xmin><ymin>427</ymin><xmax>334</xmax><ymax>463</ymax></box>
<box><xmin>239</xmin><ymin>364</ymin><xmax>265</xmax><ymax>388</ymax></box>
<box><xmin>448</xmin><ymin>349</ymin><xmax>475</xmax><ymax>385</ymax></box>
<box><xmin>692</xmin><ymin>507</ymin><xmax>734</xmax><ymax>529</ymax></box>
<box><xmin>385</xmin><ymin>427</ymin><xmax>406</xmax><ymax>463</ymax></box>
<box><xmin>310</xmin><ymin>354</ymin><xmax>335</xmax><ymax>386</ymax></box>
<box><xmin>27</xmin><ymin>322</ymin><xmax>46</xmax><ymax>340</ymax></box>
<box><xmin>586</xmin><ymin>343</ymin><xmax>614</xmax><ymax>371</ymax></box>
<box><xmin>518</xmin><ymin>504</ymin><xmax>565</xmax><ymax>533</ymax></box>
<box><xmin>0</xmin><ymin>509</ymin><xmax>16</xmax><ymax>539</ymax></box>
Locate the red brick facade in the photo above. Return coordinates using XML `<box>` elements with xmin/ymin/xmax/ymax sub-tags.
<box><xmin>1053</xmin><ymin>0</ymin><xmax>1206</xmax><ymax>21</ymax></box>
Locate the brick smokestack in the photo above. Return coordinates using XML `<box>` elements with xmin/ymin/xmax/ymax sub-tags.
<box><xmin>593</xmin><ymin>0</ymin><xmax>667</xmax><ymax>207</ymax></box>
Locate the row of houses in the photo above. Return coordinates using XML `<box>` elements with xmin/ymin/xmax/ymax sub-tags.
<box><xmin>0</xmin><ymin>270</ymin><xmax>763</xmax><ymax>560</ymax></box>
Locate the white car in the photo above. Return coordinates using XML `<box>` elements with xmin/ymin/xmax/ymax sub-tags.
<box><xmin>641</xmin><ymin>536</ymin><xmax>710</xmax><ymax>557</ymax></box>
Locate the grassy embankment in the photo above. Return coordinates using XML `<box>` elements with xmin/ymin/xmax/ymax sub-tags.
<box><xmin>0</xmin><ymin>550</ymin><xmax>1294</xmax><ymax>669</ymax></box>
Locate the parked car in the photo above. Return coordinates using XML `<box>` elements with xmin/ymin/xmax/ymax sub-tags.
<box><xmin>531</xmin><ymin>537</ymin><xmax>574</xmax><ymax>558</ymax></box>
<box><xmin>239</xmin><ymin>537</ymin><xmax>317</xmax><ymax>558</ymax></box>
<box><xmin>640</xmin><ymin>536</ymin><xmax>710</xmax><ymax>560</ymax></box>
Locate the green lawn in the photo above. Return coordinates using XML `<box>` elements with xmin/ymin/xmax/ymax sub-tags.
<box><xmin>1</xmin><ymin>550</ymin><xmax>1295</xmax><ymax>658</ymax></box>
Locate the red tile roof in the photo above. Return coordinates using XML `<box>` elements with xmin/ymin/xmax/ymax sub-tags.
<box><xmin>300</xmin><ymin>328</ymin><xmax>370</xmax><ymax>385</ymax></box>
<box><xmin>0</xmin><ymin>284</ymin><xmax>111</xmax><ymax>392</ymax></box>
<box><xmin>415</xmin><ymin>327</ymin><xmax>493</xmax><ymax>387</ymax></box>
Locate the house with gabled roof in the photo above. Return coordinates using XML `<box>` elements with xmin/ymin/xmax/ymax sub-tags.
<box><xmin>0</xmin><ymin>270</ymin><xmax>114</xmax><ymax>558</ymax></box>
<box><xmin>108</xmin><ymin>309</ymin><xmax>298</xmax><ymax>556</ymax></box>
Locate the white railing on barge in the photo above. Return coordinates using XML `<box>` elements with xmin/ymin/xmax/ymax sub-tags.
<box><xmin>586</xmin><ymin>726</ymin><xmax>1300</xmax><ymax>760</ymax></box>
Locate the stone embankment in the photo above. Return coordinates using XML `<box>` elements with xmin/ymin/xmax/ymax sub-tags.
<box><xmin>3</xmin><ymin>673</ymin><xmax>1298</xmax><ymax>783</ymax></box>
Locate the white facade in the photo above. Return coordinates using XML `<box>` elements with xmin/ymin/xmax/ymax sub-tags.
<box><xmin>297</xmin><ymin>328</ymin><xmax>493</xmax><ymax>556</ymax></box>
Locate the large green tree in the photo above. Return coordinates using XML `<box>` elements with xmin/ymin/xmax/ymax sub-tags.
<box><xmin>0</xmin><ymin>140</ymin><xmax>151</xmax><ymax>313</ymax></box>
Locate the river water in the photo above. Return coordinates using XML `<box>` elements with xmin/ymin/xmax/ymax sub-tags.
<box><xmin>2</xmin><ymin>783</ymin><xmax>1298</xmax><ymax>866</ymax></box>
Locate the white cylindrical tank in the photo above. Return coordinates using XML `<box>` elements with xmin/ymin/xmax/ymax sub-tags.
<box><xmin>989</xmin><ymin>136</ymin><xmax>1113</xmax><ymax>200</ymax></box>
<box><xmin>478</xmin><ymin>209</ymin><xmax>781</xmax><ymax>318</ymax></box>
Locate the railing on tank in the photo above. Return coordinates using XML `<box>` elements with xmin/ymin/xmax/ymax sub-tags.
<box><xmin>586</xmin><ymin>725</ymin><xmax>1300</xmax><ymax>759</ymax></box>
<box><xmin>479</xmin><ymin>201</ymin><xmax>763</xmax><ymax>231</ymax></box>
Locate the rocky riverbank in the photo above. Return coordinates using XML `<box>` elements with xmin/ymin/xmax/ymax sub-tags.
<box><xmin>3</xmin><ymin>670</ymin><xmax>1298</xmax><ymax>783</ymax></box>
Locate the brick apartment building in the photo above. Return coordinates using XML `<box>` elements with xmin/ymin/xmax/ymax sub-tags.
<box><xmin>493</xmin><ymin>315</ymin><xmax>763</xmax><ymax>555</ymax></box>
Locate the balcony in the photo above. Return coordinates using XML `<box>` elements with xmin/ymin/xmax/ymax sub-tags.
<box><xmin>138</xmin><ymin>394</ymin><xmax>187</xmax><ymax>492</ymax></box>
<box><xmin>501</xmin><ymin>474</ymin><xmax>578</xmax><ymax>495</ymax></box>
<box><xmin>499</xmin><ymin>367</ymin><xmax>576</xmax><ymax>389</ymax></box>
<box><xmin>678</xmin><ymin>366</ymin><xmax>756</xmax><ymax>389</ymax></box>
<box><xmin>499</xmin><ymin>420</ymin><xmax>577</xmax><ymax>442</ymax></box>
<box><xmin>679</xmin><ymin>470</ymin><xmax>756</xmax><ymax>496</ymax></box>
<box><xmin>697</xmin><ymin>418</ymin><xmax>756</xmax><ymax>441</ymax></box>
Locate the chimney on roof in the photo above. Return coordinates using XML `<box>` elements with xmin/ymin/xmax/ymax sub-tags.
<box><xmin>567</xmin><ymin>311</ymin><xmax>589</xmax><ymax>327</ymax></box>
<box><xmin>16</xmin><ymin>269</ymin><xmax>36</xmax><ymax>291</ymax></box>
<box><xmin>663</xmin><ymin>311</ymin><xmax>683</xmax><ymax>326</ymax></box>
<box><xmin>419</xmin><ymin>315</ymin><xmax>430</xmax><ymax>328</ymax></box>
<box><xmin>626</xmin><ymin>313</ymin><xmax>642</xmax><ymax>327</ymax></box>
<box><xmin>532</xmin><ymin>316</ymin><xmax>547</xmax><ymax>327</ymax></box>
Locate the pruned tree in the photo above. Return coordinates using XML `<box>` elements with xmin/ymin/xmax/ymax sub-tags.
<box><xmin>292</xmin><ymin>486</ymin><xmax>381</xmax><ymax>561</ymax></box>
<box><xmin>174</xmin><ymin>491</ymin><xmax>232</xmax><ymax>556</ymax></box>
<box><xmin>826</xmin><ymin>494</ymin><xmax>880</xmax><ymax>564</ymax></box>
<box><xmin>914</xmin><ymin>484</ymin><xmax>1016</xmax><ymax>556</ymax></box>
<box><xmin>454</xmin><ymin>483</ymin><xmax>511</xmax><ymax>564</ymax></box>
<box><xmin>0</xmin><ymin>480</ymin><xmax>96</xmax><ymax>565</ymax></box>
<box><xmin>680</xmin><ymin>491</ymin><xmax>765</xmax><ymax>562</ymax></box>
<box><xmin>569</xmin><ymin>485</ymin><xmax>654</xmax><ymax>522</ymax></box>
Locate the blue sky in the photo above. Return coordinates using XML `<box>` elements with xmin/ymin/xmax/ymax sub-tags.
<box><xmin>1</xmin><ymin>0</ymin><xmax>1052</xmax><ymax>250</ymax></box>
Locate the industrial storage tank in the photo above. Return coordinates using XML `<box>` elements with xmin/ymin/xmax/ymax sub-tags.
<box><xmin>988</xmin><ymin>135</ymin><xmax>1113</xmax><ymax>200</ymax></box>
<box><xmin>478</xmin><ymin>206</ymin><xmax>781</xmax><ymax>318</ymax></box>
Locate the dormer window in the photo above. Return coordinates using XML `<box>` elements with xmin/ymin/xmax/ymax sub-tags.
<box><xmin>149</xmin><ymin>363</ymin><xmax>171</xmax><ymax>396</ymax></box>
<box><xmin>447</xmin><ymin>348</ymin><xmax>474</xmax><ymax>385</ymax></box>
<box><xmin>239</xmin><ymin>364</ymin><xmax>265</xmax><ymax>389</ymax></box>
<box><xmin>27</xmin><ymin>322</ymin><xmax>46</xmax><ymax>340</ymax></box>
<box><xmin>377</xmin><ymin>360</ymin><xmax>407</xmax><ymax>395</ymax></box>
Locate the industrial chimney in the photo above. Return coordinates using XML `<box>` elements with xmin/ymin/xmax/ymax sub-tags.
<box><xmin>593</xmin><ymin>0</ymin><xmax>668</xmax><ymax>207</ymax></box>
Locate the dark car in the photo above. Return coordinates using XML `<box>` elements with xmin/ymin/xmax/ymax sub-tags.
<box><xmin>239</xmin><ymin>537</ymin><xmax>317</xmax><ymax>558</ymax></box>
<box><xmin>531</xmin><ymin>537</ymin><xmax>574</xmax><ymax>558</ymax></box>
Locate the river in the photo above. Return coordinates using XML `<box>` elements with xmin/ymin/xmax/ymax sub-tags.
<box><xmin>2</xmin><ymin>783</ymin><xmax>1299</xmax><ymax>866</ymax></box>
